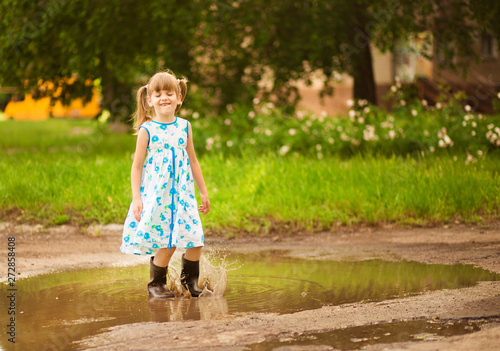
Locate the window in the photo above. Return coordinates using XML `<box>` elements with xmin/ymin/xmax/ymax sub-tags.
<box><xmin>481</xmin><ymin>33</ymin><xmax>497</xmax><ymax>59</ymax></box>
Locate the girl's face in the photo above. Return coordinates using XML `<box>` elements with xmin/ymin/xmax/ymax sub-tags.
<box><xmin>147</xmin><ymin>89</ymin><xmax>181</xmax><ymax>117</ymax></box>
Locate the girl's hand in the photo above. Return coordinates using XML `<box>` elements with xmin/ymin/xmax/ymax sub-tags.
<box><xmin>199</xmin><ymin>194</ymin><xmax>210</xmax><ymax>215</ymax></box>
<box><xmin>133</xmin><ymin>199</ymin><xmax>143</xmax><ymax>221</ymax></box>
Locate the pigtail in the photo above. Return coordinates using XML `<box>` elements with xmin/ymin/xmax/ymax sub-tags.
<box><xmin>132</xmin><ymin>85</ymin><xmax>151</xmax><ymax>134</ymax></box>
<box><xmin>176</xmin><ymin>77</ymin><xmax>188</xmax><ymax>114</ymax></box>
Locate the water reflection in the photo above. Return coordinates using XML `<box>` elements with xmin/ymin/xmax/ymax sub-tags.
<box><xmin>148</xmin><ymin>296</ymin><xmax>229</xmax><ymax>322</ymax></box>
<box><xmin>247</xmin><ymin>318</ymin><xmax>487</xmax><ymax>350</ymax></box>
<box><xmin>0</xmin><ymin>252</ymin><xmax>498</xmax><ymax>351</ymax></box>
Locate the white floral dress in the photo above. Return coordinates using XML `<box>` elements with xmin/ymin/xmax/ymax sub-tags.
<box><xmin>121</xmin><ymin>117</ymin><xmax>204</xmax><ymax>255</ymax></box>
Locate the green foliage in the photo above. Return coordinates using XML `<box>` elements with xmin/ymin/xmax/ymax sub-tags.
<box><xmin>0</xmin><ymin>0</ymin><xmax>202</xmax><ymax>121</ymax></box>
<box><xmin>469</xmin><ymin>1</ymin><xmax>500</xmax><ymax>40</ymax></box>
<box><xmin>194</xmin><ymin>0</ymin><xmax>495</xmax><ymax>106</ymax></box>
<box><xmin>186</xmin><ymin>92</ymin><xmax>500</xmax><ymax>160</ymax></box>
<box><xmin>1</xmin><ymin>0</ymin><xmax>499</xmax><ymax>118</ymax></box>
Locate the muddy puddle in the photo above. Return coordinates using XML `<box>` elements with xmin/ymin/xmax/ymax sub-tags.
<box><xmin>247</xmin><ymin>317</ymin><xmax>500</xmax><ymax>350</ymax></box>
<box><xmin>1</xmin><ymin>251</ymin><xmax>499</xmax><ymax>350</ymax></box>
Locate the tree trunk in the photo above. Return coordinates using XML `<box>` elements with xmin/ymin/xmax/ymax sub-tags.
<box><xmin>353</xmin><ymin>45</ymin><xmax>377</xmax><ymax>104</ymax></box>
<box><xmin>101</xmin><ymin>71</ymin><xmax>134</xmax><ymax>123</ymax></box>
<box><xmin>349</xmin><ymin>0</ymin><xmax>377</xmax><ymax>106</ymax></box>
<box><xmin>352</xmin><ymin>28</ymin><xmax>377</xmax><ymax>105</ymax></box>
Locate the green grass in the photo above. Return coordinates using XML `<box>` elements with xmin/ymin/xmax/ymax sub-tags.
<box><xmin>202</xmin><ymin>152</ymin><xmax>500</xmax><ymax>231</ymax></box>
<box><xmin>0</xmin><ymin>119</ymin><xmax>499</xmax><ymax>232</ymax></box>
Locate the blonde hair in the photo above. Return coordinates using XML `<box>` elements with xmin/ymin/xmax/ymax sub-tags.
<box><xmin>132</xmin><ymin>70</ymin><xmax>188</xmax><ymax>133</ymax></box>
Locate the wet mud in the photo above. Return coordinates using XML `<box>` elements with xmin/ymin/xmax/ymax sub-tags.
<box><xmin>2</xmin><ymin>252</ymin><xmax>499</xmax><ymax>350</ymax></box>
<box><xmin>0</xmin><ymin>222</ymin><xmax>499</xmax><ymax>350</ymax></box>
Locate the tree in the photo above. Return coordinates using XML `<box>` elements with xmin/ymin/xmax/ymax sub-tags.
<box><xmin>0</xmin><ymin>0</ymin><xmax>202</xmax><ymax>121</ymax></box>
<box><xmin>195</xmin><ymin>0</ymin><xmax>496</xmax><ymax>108</ymax></box>
<box><xmin>1</xmin><ymin>0</ymin><xmax>498</xmax><ymax>118</ymax></box>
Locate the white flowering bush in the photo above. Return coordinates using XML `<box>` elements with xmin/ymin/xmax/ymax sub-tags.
<box><xmin>187</xmin><ymin>88</ymin><xmax>500</xmax><ymax>159</ymax></box>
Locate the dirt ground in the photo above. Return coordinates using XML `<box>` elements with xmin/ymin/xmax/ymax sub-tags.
<box><xmin>1</xmin><ymin>221</ymin><xmax>500</xmax><ymax>350</ymax></box>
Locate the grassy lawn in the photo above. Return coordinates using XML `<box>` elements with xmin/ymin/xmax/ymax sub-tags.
<box><xmin>1</xmin><ymin>119</ymin><xmax>499</xmax><ymax>232</ymax></box>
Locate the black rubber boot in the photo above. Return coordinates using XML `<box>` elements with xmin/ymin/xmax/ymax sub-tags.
<box><xmin>148</xmin><ymin>257</ymin><xmax>176</xmax><ymax>298</ymax></box>
<box><xmin>180</xmin><ymin>255</ymin><xmax>203</xmax><ymax>297</ymax></box>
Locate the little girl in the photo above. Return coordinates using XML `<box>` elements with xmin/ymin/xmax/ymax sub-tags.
<box><xmin>121</xmin><ymin>70</ymin><xmax>210</xmax><ymax>298</ymax></box>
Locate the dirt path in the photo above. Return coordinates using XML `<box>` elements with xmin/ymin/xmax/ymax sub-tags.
<box><xmin>1</xmin><ymin>221</ymin><xmax>500</xmax><ymax>350</ymax></box>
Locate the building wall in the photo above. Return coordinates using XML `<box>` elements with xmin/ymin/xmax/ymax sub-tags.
<box><xmin>298</xmin><ymin>45</ymin><xmax>394</xmax><ymax>116</ymax></box>
<box><xmin>433</xmin><ymin>34</ymin><xmax>500</xmax><ymax>87</ymax></box>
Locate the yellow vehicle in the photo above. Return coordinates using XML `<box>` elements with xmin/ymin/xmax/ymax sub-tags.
<box><xmin>3</xmin><ymin>79</ymin><xmax>101</xmax><ymax>120</ymax></box>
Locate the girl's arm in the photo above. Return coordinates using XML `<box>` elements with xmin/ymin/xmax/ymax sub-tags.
<box><xmin>131</xmin><ymin>127</ymin><xmax>149</xmax><ymax>221</ymax></box>
<box><xmin>186</xmin><ymin>122</ymin><xmax>210</xmax><ymax>214</ymax></box>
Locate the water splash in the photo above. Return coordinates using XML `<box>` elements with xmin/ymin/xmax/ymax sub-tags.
<box><xmin>3</xmin><ymin>253</ymin><xmax>499</xmax><ymax>351</ymax></box>
<box><xmin>166</xmin><ymin>252</ymin><xmax>231</xmax><ymax>297</ymax></box>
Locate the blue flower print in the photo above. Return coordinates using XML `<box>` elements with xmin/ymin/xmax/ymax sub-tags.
<box><xmin>153</xmin><ymin>225</ymin><xmax>164</xmax><ymax>236</ymax></box>
<box><xmin>120</xmin><ymin>118</ymin><xmax>203</xmax><ymax>255</ymax></box>
<box><xmin>179</xmin><ymin>199</ymin><xmax>189</xmax><ymax>211</ymax></box>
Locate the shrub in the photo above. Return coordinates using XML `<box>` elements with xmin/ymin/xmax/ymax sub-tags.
<box><xmin>185</xmin><ymin>89</ymin><xmax>500</xmax><ymax>161</ymax></box>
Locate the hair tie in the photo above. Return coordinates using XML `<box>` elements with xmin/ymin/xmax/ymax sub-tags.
<box><xmin>177</xmin><ymin>79</ymin><xmax>180</xmax><ymax>83</ymax></box>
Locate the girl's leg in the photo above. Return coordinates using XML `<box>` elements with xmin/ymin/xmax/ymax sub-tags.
<box><xmin>153</xmin><ymin>247</ymin><xmax>177</xmax><ymax>267</ymax></box>
<box><xmin>181</xmin><ymin>246</ymin><xmax>203</xmax><ymax>297</ymax></box>
<box><xmin>184</xmin><ymin>246</ymin><xmax>202</xmax><ymax>261</ymax></box>
<box><xmin>149</xmin><ymin>247</ymin><xmax>177</xmax><ymax>298</ymax></box>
